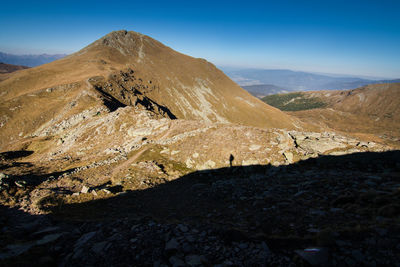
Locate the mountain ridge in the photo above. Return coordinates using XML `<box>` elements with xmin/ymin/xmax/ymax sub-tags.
<box><xmin>0</xmin><ymin>30</ymin><xmax>298</xmax><ymax>149</ymax></box>
<box><xmin>0</xmin><ymin>52</ymin><xmax>66</xmax><ymax>67</ymax></box>
<box><xmin>223</xmin><ymin>68</ymin><xmax>400</xmax><ymax>93</ymax></box>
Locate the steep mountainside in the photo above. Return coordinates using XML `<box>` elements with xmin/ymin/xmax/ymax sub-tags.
<box><xmin>0</xmin><ymin>30</ymin><xmax>298</xmax><ymax>149</ymax></box>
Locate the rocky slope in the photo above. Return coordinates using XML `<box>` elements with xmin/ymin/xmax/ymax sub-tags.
<box><xmin>0</xmin><ymin>30</ymin><xmax>298</xmax><ymax>150</ymax></box>
<box><xmin>264</xmin><ymin>83</ymin><xmax>400</xmax><ymax>147</ymax></box>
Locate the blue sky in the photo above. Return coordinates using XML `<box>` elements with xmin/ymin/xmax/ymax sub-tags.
<box><xmin>0</xmin><ymin>0</ymin><xmax>399</xmax><ymax>78</ymax></box>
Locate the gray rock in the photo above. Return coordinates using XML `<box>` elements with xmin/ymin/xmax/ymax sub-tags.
<box><xmin>165</xmin><ymin>238</ymin><xmax>180</xmax><ymax>252</ymax></box>
<box><xmin>185</xmin><ymin>234</ymin><xmax>196</xmax><ymax>243</ymax></box>
<box><xmin>91</xmin><ymin>241</ymin><xmax>109</xmax><ymax>254</ymax></box>
<box><xmin>351</xmin><ymin>250</ymin><xmax>364</xmax><ymax>262</ymax></box>
<box><xmin>294</xmin><ymin>190</ymin><xmax>308</xmax><ymax>197</ymax></box>
<box><xmin>182</xmin><ymin>242</ymin><xmax>193</xmax><ymax>254</ymax></box>
<box><xmin>178</xmin><ymin>224</ymin><xmax>188</xmax><ymax>233</ymax></box>
<box><xmin>0</xmin><ymin>243</ymin><xmax>35</xmax><ymax>259</ymax></box>
<box><xmin>81</xmin><ymin>185</ymin><xmax>89</xmax><ymax>194</ymax></box>
<box><xmin>14</xmin><ymin>180</ymin><xmax>27</xmax><ymax>188</ymax></box>
<box><xmin>238</xmin><ymin>243</ymin><xmax>248</xmax><ymax>249</ymax></box>
<box><xmin>295</xmin><ymin>247</ymin><xmax>330</xmax><ymax>266</ymax></box>
<box><xmin>74</xmin><ymin>231</ymin><xmax>96</xmax><ymax>249</ymax></box>
<box><xmin>283</xmin><ymin>151</ymin><xmax>294</xmax><ymax>163</ymax></box>
<box><xmin>261</xmin><ymin>241</ymin><xmax>271</xmax><ymax>256</ymax></box>
<box><xmin>36</xmin><ymin>233</ymin><xmax>63</xmax><ymax>245</ymax></box>
<box><xmin>33</xmin><ymin>226</ymin><xmax>61</xmax><ymax>236</ymax></box>
<box><xmin>345</xmin><ymin>257</ymin><xmax>356</xmax><ymax>266</ymax></box>
<box><xmin>191</xmin><ymin>183</ymin><xmax>208</xmax><ymax>192</ymax></box>
<box><xmin>185</xmin><ymin>254</ymin><xmax>205</xmax><ymax>266</ymax></box>
<box><xmin>169</xmin><ymin>256</ymin><xmax>185</xmax><ymax>267</ymax></box>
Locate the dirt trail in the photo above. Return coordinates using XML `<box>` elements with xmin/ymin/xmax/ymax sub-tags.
<box><xmin>110</xmin><ymin>147</ymin><xmax>149</xmax><ymax>178</ymax></box>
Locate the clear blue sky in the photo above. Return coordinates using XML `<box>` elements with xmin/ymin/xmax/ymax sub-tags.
<box><xmin>0</xmin><ymin>0</ymin><xmax>399</xmax><ymax>78</ymax></box>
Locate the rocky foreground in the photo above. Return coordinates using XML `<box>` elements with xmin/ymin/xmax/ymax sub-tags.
<box><xmin>1</xmin><ymin>146</ymin><xmax>399</xmax><ymax>266</ymax></box>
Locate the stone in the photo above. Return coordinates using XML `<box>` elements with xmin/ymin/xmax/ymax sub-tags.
<box><xmin>36</xmin><ymin>233</ymin><xmax>63</xmax><ymax>245</ymax></box>
<box><xmin>81</xmin><ymin>185</ymin><xmax>89</xmax><ymax>194</ymax></box>
<box><xmin>165</xmin><ymin>238</ymin><xmax>179</xmax><ymax>252</ymax></box>
<box><xmin>351</xmin><ymin>250</ymin><xmax>364</xmax><ymax>262</ymax></box>
<box><xmin>294</xmin><ymin>190</ymin><xmax>307</xmax><ymax>197</ymax></box>
<box><xmin>33</xmin><ymin>226</ymin><xmax>61</xmax><ymax>236</ymax></box>
<box><xmin>180</xmin><ymin>242</ymin><xmax>192</xmax><ymax>253</ymax></box>
<box><xmin>295</xmin><ymin>247</ymin><xmax>330</xmax><ymax>266</ymax></box>
<box><xmin>185</xmin><ymin>255</ymin><xmax>205</xmax><ymax>266</ymax></box>
<box><xmin>91</xmin><ymin>241</ymin><xmax>109</xmax><ymax>254</ymax></box>
<box><xmin>249</xmin><ymin>144</ymin><xmax>261</xmax><ymax>151</ymax></box>
<box><xmin>74</xmin><ymin>231</ymin><xmax>96</xmax><ymax>249</ymax></box>
<box><xmin>15</xmin><ymin>180</ymin><xmax>27</xmax><ymax>188</ymax></box>
<box><xmin>0</xmin><ymin>243</ymin><xmax>35</xmax><ymax>259</ymax></box>
<box><xmin>185</xmin><ymin>158</ymin><xmax>195</xmax><ymax>168</ymax></box>
<box><xmin>241</xmin><ymin>159</ymin><xmax>259</xmax><ymax>166</ymax></box>
<box><xmin>38</xmin><ymin>256</ymin><xmax>54</xmax><ymax>265</ymax></box>
<box><xmin>169</xmin><ymin>256</ymin><xmax>185</xmax><ymax>267</ymax></box>
<box><xmin>178</xmin><ymin>224</ymin><xmax>188</xmax><ymax>233</ymax></box>
<box><xmin>283</xmin><ymin>151</ymin><xmax>294</xmax><ymax>163</ymax></box>
<box><xmin>102</xmin><ymin>189</ymin><xmax>111</xmax><ymax>194</ymax></box>
<box><xmin>378</xmin><ymin>204</ymin><xmax>400</xmax><ymax>217</ymax></box>
<box><xmin>238</xmin><ymin>243</ymin><xmax>248</xmax><ymax>249</ymax></box>
<box><xmin>197</xmin><ymin>160</ymin><xmax>216</xmax><ymax>170</ymax></box>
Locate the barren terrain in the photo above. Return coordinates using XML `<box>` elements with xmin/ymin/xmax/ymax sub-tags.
<box><xmin>0</xmin><ymin>31</ymin><xmax>399</xmax><ymax>266</ymax></box>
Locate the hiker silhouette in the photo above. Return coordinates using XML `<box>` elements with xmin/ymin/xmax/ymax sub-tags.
<box><xmin>229</xmin><ymin>154</ymin><xmax>234</xmax><ymax>167</ymax></box>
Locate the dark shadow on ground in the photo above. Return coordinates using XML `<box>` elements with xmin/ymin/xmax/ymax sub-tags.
<box><xmin>0</xmin><ymin>150</ymin><xmax>34</xmax><ymax>170</ymax></box>
<box><xmin>0</xmin><ymin>150</ymin><xmax>76</xmax><ymax>199</ymax></box>
<box><xmin>0</xmin><ymin>150</ymin><xmax>34</xmax><ymax>160</ymax></box>
<box><xmin>1</xmin><ymin>150</ymin><xmax>399</xmax><ymax>266</ymax></box>
<box><xmin>52</xmin><ymin>150</ymin><xmax>400</xmax><ymax>243</ymax></box>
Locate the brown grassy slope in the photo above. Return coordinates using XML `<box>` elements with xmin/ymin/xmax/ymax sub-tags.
<box><xmin>288</xmin><ymin>83</ymin><xmax>400</xmax><ymax>146</ymax></box>
<box><xmin>0</xmin><ymin>63</ymin><xmax>29</xmax><ymax>82</ymax></box>
<box><xmin>0</xmin><ymin>30</ymin><xmax>298</xmax><ymax>132</ymax></box>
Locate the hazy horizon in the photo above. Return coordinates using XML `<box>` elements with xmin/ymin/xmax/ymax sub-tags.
<box><xmin>1</xmin><ymin>0</ymin><xmax>399</xmax><ymax>78</ymax></box>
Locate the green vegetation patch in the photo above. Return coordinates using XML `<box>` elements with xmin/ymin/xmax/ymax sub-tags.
<box><xmin>262</xmin><ymin>92</ymin><xmax>327</xmax><ymax>111</ymax></box>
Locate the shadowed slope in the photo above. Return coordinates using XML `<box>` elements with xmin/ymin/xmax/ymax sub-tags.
<box><xmin>1</xmin><ymin>151</ymin><xmax>399</xmax><ymax>266</ymax></box>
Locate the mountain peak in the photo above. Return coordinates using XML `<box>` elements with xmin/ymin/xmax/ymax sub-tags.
<box><xmin>84</xmin><ymin>30</ymin><xmax>153</xmax><ymax>58</ymax></box>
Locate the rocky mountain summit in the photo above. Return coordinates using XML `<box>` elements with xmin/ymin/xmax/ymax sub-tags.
<box><xmin>0</xmin><ymin>30</ymin><xmax>399</xmax><ymax>266</ymax></box>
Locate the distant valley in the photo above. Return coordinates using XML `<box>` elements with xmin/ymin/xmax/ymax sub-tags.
<box><xmin>222</xmin><ymin>68</ymin><xmax>399</xmax><ymax>96</ymax></box>
<box><xmin>0</xmin><ymin>52</ymin><xmax>66</xmax><ymax>67</ymax></box>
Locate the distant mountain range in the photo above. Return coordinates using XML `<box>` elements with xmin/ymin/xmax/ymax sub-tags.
<box><xmin>221</xmin><ymin>68</ymin><xmax>399</xmax><ymax>95</ymax></box>
<box><xmin>0</xmin><ymin>52</ymin><xmax>67</xmax><ymax>67</ymax></box>
<box><xmin>242</xmin><ymin>84</ymin><xmax>288</xmax><ymax>98</ymax></box>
